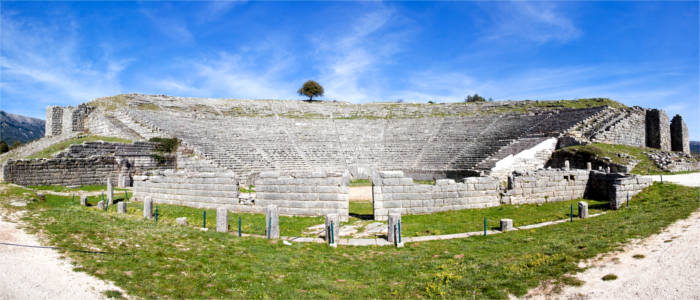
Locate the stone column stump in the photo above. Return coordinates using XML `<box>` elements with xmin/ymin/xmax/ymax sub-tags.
<box><xmin>265</xmin><ymin>205</ymin><xmax>280</xmax><ymax>239</ymax></box>
<box><xmin>325</xmin><ymin>214</ymin><xmax>340</xmax><ymax>247</ymax></box>
<box><xmin>216</xmin><ymin>207</ymin><xmax>228</xmax><ymax>232</ymax></box>
<box><xmin>564</xmin><ymin>160</ymin><xmax>570</xmax><ymax>170</ymax></box>
<box><xmin>578</xmin><ymin>201</ymin><xmax>589</xmax><ymax>219</ymax></box>
<box><xmin>117</xmin><ymin>202</ymin><xmax>126</xmax><ymax>214</ymax></box>
<box><xmin>107</xmin><ymin>178</ymin><xmax>114</xmax><ymax>204</ymax></box>
<box><xmin>80</xmin><ymin>195</ymin><xmax>88</xmax><ymax>207</ymax></box>
<box><xmin>144</xmin><ymin>196</ymin><xmax>153</xmax><ymax>219</ymax></box>
<box><xmin>500</xmin><ymin>218</ymin><xmax>514</xmax><ymax>232</ymax></box>
<box><xmin>586</xmin><ymin>162</ymin><xmax>592</xmax><ymax>171</ymax></box>
<box><xmin>387</xmin><ymin>214</ymin><xmax>404</xmax><ymax>247</ymax></box>
<box><xmin>97</xmin><ymin>200</ymin><xmax>105</xmax><ymax>210</ymax></box>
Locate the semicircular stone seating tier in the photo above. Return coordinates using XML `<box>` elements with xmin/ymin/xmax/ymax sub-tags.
<box><xmin>126</xmin><ymin>106</ymin><xmax>605</xmax><ymax>178</ymax></box>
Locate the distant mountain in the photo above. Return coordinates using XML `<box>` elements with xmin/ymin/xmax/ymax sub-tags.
<box><xmin>691</xmin><ymin>141</ymin><xmax>700</xmax><ymax>155</ymax></box>
<box><xmin>0</xmin><ymin>111</ymin><xmax>45</xmax><ymax>144</ymax></box>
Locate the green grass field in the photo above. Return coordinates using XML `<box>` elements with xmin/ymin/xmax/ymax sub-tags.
<box><xmin>1</xmin><ymin>183</ymin><xmax>697</xmax><ymax>299</ymax></box>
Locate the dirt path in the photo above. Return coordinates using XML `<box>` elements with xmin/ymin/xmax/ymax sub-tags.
<box><xmin>523</xmin><ymin>209</ymin><xmax>700</xmax><ymax>300</ymax></box>
<box><xmin>0</xmin><ymin>213</ymin><xmax>125</xmax><ymax>300</ymax></box>
<box><xmin>642</xmin><ymin>172</ymin><xmax>700</xmax><ymax>187</ymax></box>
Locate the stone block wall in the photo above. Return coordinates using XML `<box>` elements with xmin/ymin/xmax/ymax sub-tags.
<box><xmin>133</xmin><ymin>170</ymin><xmax>243</xmax><ymax>210</ymax></box>
<box><xmin>504</xmin><ymin>169</ymin><xmax>590</xmax><ymax>204</ymax></box>
<box><xmin>373</xmin><ymin>171</ymin><xmax>501</xmax><ymax>220</ymax></box>
<box><xmin>670</xmin><ymin>115</ymin><xmax>690</xmax><ymax>154</ymax></box>
<box><xmin>645</xmin><ymin>109</ymin><xmax>671</xmax><ymax>151</ymax></box>
<box><xmin>591</xmin><ymin>108</ymin><xmax>646</xmax><ymax>147</ymax></box>
<box><xmin>255</xmin><ymin>171</ymin><xmax>350</xmax><ymax>221</ymax></box>
<box><xmin>606</xmin><ymin>174</ymin><xmax>653</xmax><ymax>209</ymax></box>
<box><xmin>2</xmin><ymin>156</ymin><xmax>119</xmax><ymax>186</ymax></box>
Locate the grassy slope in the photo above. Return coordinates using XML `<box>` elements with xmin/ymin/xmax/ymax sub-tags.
<box><xmin>1</xmin><ymin>183</ymin><xmax>697</xmax><ymax>299</ymax></box>
<box><xmin>559</xmin><ymin>143</ymin><xmax>698</xmax><ymax>175</ymax></box>
<box><xmin>26</xmin><ymin>135</ymin><xmax>132</xmax><ymax>159</ymax></box>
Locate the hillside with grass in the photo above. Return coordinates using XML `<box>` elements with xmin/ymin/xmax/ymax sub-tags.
<box><xmin>552</xmin><ymin>143</ymin><xmax>699</xmax><ymax>175</ymax></box>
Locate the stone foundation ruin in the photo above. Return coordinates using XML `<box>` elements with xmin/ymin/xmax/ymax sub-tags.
<box><xmin>0</xmin><ymin>94</ymin><xmax>691</xmax><ymax>220</ymax></box>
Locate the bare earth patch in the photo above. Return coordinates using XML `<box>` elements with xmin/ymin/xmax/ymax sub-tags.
<box><xmin>522</xmin><ymin>209</ymin><xmax>700</xmax><ymax>300</ymax></box>
<box><xmin>0</xmin><ymin>213</ymin><xmax>125</xmax><ymax>299</ymax></box>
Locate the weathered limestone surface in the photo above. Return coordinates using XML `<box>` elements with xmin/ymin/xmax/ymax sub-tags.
<box><xmin>373</xmin><ymin>170</ymin><xmax>500</xmax><ymax>220</ymax></box>
<box><xmin>216</xmin><ymin>207</ymin><xmax>228</xmax><ymax>232</ymax></box>
<box><xmin>646</xmin><ymin>109</ymin><xmax>671</xmax><ymax>151</ymax></box>
<box><xmin>2</xmin><ymin>156</ymin><xmax>119</xmax><ymax>186</ymax></box>
<box><xmin>80</xmin><ymin>195</ymin><xmax>88</xmax><ymax>206</ymax></box>
<box><xmin>607</xmin><ymin>175</ymin><xmax>653</xmax><ymax>210</ymax></box>
<box><xmin>500</xmin><ymin>219</ymin><xmax>514</xmax><ymax>231</ymax></box>
<box><xmin>670</xmin><ymin>115</ymin><xmax>690</xmax><ymax>154</ymax></box>
<box><xmin>144</xmin><ymin>196</ymin><xmax>153</xmax><ymax>219</ymax></box>
<box><xmin>176</xmin><ymin>217</ymin><xmax>188</xmax><ymax>226</ymax></box>
<box><xmin>504</xmin><ymin>169</ymin><xmax>589</xmax><ymax>205</ymax></box>
<box><xmin>590</xmin><ymin>107</ymin><xmax>646</xmax><ymax>148</ymax></box>
<box><xmin>133</xmin><ymin>170</ymin><xmax>240</xmax><ymax>210</ymax></box>
<box><xmin>387</xmin><ymin>214</ymin><xmax>403</xmax><ymax>247</ymax></box>
<box><xmin>45</xmin><ymin>104</ymin><xmax>94</xmax><ymax>137</ymax></box>
<box><xmin>578</xmin><ymin>201</ymin><xmax>588</xmax><ymax>219</ymax></box>
<box><xmin>265</xmin><ymin>205</ymin><xmax>280</xmax><ymax>239</ymax></box>
<box><xmin>256</xmin><ymin>171</ymin><xmax>350</xmax><ymax>221</ymax></box>
<box><xmin>117</xmin><ymin>201</ymin><xmax>126</xmax><ymax>214</ymax></box>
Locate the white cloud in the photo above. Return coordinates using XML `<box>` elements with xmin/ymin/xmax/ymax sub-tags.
<box><xmin>0</xmin><ymin>13</ymin><xmax>126</xmax><ymax>109</ymax></box>
<box><xmin>485</xmin><ymin>2</ymin><xmax>580</xmax><ymax>43</ymax></box>
<box><xmin>314</xmin><ymin>6</ymin><xmax>414</xmax><ymax>102</ymax></box>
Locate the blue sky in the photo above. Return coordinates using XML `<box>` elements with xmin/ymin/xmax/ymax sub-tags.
<box><xmin>1</xmin><ymin>1</ymin><xmax>698</xmax><ymax>139</ymax></box>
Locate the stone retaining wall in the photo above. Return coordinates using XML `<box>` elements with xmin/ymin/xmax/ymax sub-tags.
<box><xmin>45</xmin><ymin>104</ymin><xmax>94</xmax><ymax>137</ymax></box>
<box><xmin>255</xmin><ymin>171</ymin><xmax>350</xmax><ymax>221</ymax></box>
<box><xmin>372</xmin><ymin>171</ymin><xmax>501</xmax><ymax>220</ymax></box>
<box><xmin>2</xmin><ymin>156</ymin><xmax>119</xmax><ymax>186</ymax></box>
<box><xmin>504</xmin><ymin>169</ymin><xmax>590</xmax><ymax>204</ymax></box>
<box><xmin>604</xmin><ymin>173</ymin><xmax>653</xmax><ymax>209</ymax></box>
<box><xmin>133</xmin><ymin>170</ymin><xmax>244</xmax><ymax>210</ymax></box>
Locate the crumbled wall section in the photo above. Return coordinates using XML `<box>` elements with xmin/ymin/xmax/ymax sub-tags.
<box><xmin>504</xmin><ymin>169</ymin><xmax>590</xmax><ymax>204</ymax></box>
<box><xmin>256</xmin><ymin>171</ymin><xmax>350</xmax><ymax>221</ymax></box>
<box><xmin>2</xmin><ymin>156</ymin><xmax>119</xmax><ymax>186</ymax></box>
<box><xmin>373</xmin><ymin>171</ymin><xmax>500</xmax><ymax>220</ymax></box>
<box><xmin>1</xmin><ymin>141</ymin><xmax>172</xmax><ymax>186</ymax></box>
<box><xmin>670</xmin><ymin>115</ymin><xmax>690</xmax><ymax>154</ymax></box>
<box><xmin>133</xmin><ymin>170</ymin><xmax>242</xmax><ymax>210</ymax></box>
<box><xmin>646</xmin><ymin>109</ymin><xmax>671</xmax><ymax>151</ymax></box>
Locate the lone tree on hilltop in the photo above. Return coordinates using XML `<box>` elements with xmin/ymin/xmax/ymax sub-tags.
<box><xmin>464</xmin><ymin>93</ymin><xmax>486</xmax><ymax>103</ymax></box>
<box><xmin>298</xmin><ymin>80</ymin><xmax>324</xmax><ymax>101</ymax></box>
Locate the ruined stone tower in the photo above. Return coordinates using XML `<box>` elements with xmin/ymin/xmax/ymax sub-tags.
<box><xmin>645</xmin><ymin>109</ymin><xmax>671</xmax><ymax>151</ymax></box>
<box><xmin>670</xmin><ymin>115</ymin><xmax>690</xmax><ymax>154</ymax></box>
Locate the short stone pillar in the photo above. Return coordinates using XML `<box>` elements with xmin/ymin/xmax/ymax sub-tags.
<box><xmin>500</xmin><ymin>218</ymin><xmax>514</xmax><ymax>232</ymax></box>
<box><xmin>564</xmin><ymin>160</ymin><xmax>570</xmax><ymax>170</ymax></box>
<box><xmin>216</xmin><ymin>207</ymin><xmax>228</xmax><ymax>233</ymax></box>
<box><xmin>605</xmin><ymin>166</ymin><xmax>611</xmax><ymax>174</ymax></box>
<box><xmin>117</xmin><ymin>202</ymin><xmax>126</xmax><ymax>214</ymax></box>
<box><xmin>578</xmin><ymin>201</ymin><xmax>589</xmax><ymax>219</ymax></box>
<box><xmin>387</xmin><ymin>214</ymin><xmax>404</xmax><ymax>247</ymax></box>
<box><xmin>107</xmin><ymin>178</ymin><xmax>114</xmax><ymax>204</ymax></box>
<box><xmin>325</xmin><ymin>214</ymin><xmax>340</xmax><ymax>247</ymax></box>
<box><xmin>80</xmin><ymin>195</ymin><xmax>88</xmax><ymax>206</ymax></box>
<box><xmin>586</xmin><ymin>162</ymin><xmax>592</xmax><ymax>171</ymax></box>
<box><xmin>265</xmin><ymin>205</ymin><xmax>279</xmax><ymax>239</ymax></box>
<box><xmin>143</xmin><ymin>196</ymin><xmax>153</xmax><ymax>219</ymax></box>
<box><xmin>97</xmin><ymin>200</ymin><xmax>105</xmax><ymax>210</ymax></box>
